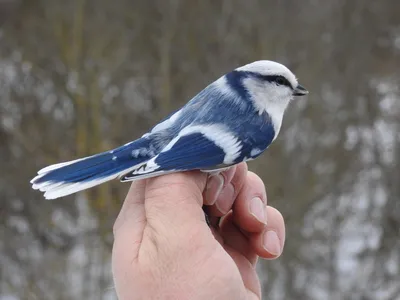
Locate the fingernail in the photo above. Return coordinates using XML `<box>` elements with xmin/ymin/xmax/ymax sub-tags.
<box><xmin>263</xmin><ymin>230</ymin><xmax>281</xmax><ymax>256</ymax></box>
<box><xmin>205</xmin><ymin>174</ymin><xmax>224</xmax><ymax>205</ymax></box>
<box><xmin>215</xmin><ymin>183</ymin><xmax>235</xmax><ymax>214</ymax></box>
<box><xmin>249</xmin><ymin>197</ymin><xmax>266</xmax><ymax>224</ymax></box>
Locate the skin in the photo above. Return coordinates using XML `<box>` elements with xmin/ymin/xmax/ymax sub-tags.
<box><xmin>112</xmin><ymin>162</ymin><xmax>285</xmax><ymax>300</ymax></box>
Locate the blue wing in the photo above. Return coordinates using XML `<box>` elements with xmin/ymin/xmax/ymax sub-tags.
<box><xmin>154</xmin><ymin>132</ymin><xmax>226</xmax><ymax>169</ymax></box>
<box><xmin>120</xmin><ymin>131</ymin><xmax>235</xmax><ymax>181</ymax></box>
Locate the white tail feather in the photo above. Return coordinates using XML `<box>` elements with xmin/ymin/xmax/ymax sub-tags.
<box><xmin>37</xmin><ymin>157</ymin><xmax>90</xmax><ymax>175</ymax></box>
<box><xmin>43</xmin><ymin>174</ymin><xmax>120</xmax><ymax>200</ymax></box>
<box><xmin>35</xmin><ymin>161</ymin><xmax>151</xmax><ymax>200</ymax></box>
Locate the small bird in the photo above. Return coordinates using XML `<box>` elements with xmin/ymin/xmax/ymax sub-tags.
<box><xmin>31</xmin><ymin>60</ymin><xmax>308</xmax><ymax>199</ymax></box>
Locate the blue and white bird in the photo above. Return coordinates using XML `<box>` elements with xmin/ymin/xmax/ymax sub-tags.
<box><xmin>31</xmin><ymin>60</ymin><xmax>308</xmax><ymax>199</ymax></box>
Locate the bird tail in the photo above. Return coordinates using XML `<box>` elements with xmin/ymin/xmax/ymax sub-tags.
<box><xmin>31</xmin><ymin>138</ymin><xmax>155</xmax><ymax>200</ymax></box>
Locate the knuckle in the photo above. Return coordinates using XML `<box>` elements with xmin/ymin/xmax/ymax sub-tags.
<box><xmin>247</xmin><ymin>171</ymin><xmax>265</xmax><ymax>188</ymax></box>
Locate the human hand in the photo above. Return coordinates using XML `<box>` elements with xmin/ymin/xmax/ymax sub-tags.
<box><xmin>112</xmin><ymin>163</ymin><xmax>285</xmax><ymax>300</ymax></box>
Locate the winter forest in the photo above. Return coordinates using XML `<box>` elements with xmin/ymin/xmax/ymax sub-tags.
<box><xmin>0</xmin><ymin>0</ymin><xmax>399</xmax><ymax>299</ymax></box>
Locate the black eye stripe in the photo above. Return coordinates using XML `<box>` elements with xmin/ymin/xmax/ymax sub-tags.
<box><xmin>258</xmin><ymin>75</ymin><xmax>292</xmax><ymax>88</ymax></box>
<box><xmin>238</xmin><ymin>71</ymin><xmax>293</xmax><ymax>89</ymax></box>
<box><xmin>230</xmin><ymin>71</ymin><xmax>293</xmax><ymax>89</ymax></box>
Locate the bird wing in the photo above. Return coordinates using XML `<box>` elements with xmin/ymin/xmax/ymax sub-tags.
<box><xmin>120</xmin><ymin>124</ymin><xmax>242</xmax><ymax>181</ymax></box>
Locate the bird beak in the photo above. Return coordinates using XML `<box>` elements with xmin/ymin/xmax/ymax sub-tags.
<box><xmin>293</xmin><ymin>84</ymin><xmax>309</xmax><ymax>96</ymax></box>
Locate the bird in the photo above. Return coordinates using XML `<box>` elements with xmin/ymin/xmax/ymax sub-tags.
<box><xmin>31</xmin><ymin>60</ymin><xmax>308</xmax><ymax>200</ymax></box>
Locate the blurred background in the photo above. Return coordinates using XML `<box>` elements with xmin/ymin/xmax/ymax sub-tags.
<box><xmin>0</xmin><ymin>0</ymin><xmax>399</xmax><ymax>299</ymax></box>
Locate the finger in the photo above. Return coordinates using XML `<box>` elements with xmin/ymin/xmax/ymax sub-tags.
<box><xmin>112</xmin><ymin>180</ymin><xmax>148</xmax><ymax>290</ymax></box>
<box><xmin>219</xmin><ymin>212</ymin><xmax>258</xmax><ymax>265</ymax></box>
<box><xmin>225</xmin><ymin>247</ymin><xmax>261</xmax><ymax>299</ymax></box>
<box><xmin>113</xmin><ymin>180</ymin><xmax>147</xmax><ymax>245</ymax></box>
<box><xmin>249</xmin><ymin>206</ymin><xmax>285</xmax><ymax>259</ymax></box>
<box><xmin>220</xmin><ymin>206</ymin><xmax>286</xmax><ymax>264</ymax></box>
<box><xmin>204</xmin><ymin>166</ymin><xmax>236</xmax><ymax>205</ymax></box>
<box><xmin>207</xmin><ymin>163</ymin><xmax>248</xmax><ymax>217</ymax></box>
<box><xmin>232</xmin><ymin>171</ymin><xmax>267</xmax><ymax>233</ymax></box>
<box><xmin>144</xmin><ymin>171</ymin><xmax>208</xmax><ymax>232</ymax></box>
<box><xmin>218</xmin><ymin>215</ymin><xmax>261</xmax><ymax>297</ymax></box>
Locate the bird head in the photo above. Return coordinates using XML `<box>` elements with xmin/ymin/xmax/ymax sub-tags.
<box><xmin>235</xmin><ymin>60</ymin><xmax>308</xmax><ymax>135</ymax></box>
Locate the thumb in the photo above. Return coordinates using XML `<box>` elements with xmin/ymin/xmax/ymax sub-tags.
<box><xmin>113</xmin><ymin>178</ymin><xmax>147</xmax><ymax>251</ymax></box>
<box><xmin>144</xmin><ymin>171</ymin><xmax>208</xmax><ymax>232</ymax></box>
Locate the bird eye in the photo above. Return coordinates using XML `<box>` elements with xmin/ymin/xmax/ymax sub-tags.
<box><xmin>276</xmin><ymin>77</ymin><xmax>285</xmax><ymax>85</ymax></box>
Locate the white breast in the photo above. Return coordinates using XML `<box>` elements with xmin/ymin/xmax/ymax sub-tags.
<box><xmin>242</xmin><ymin>78</ymin><xmax>292</xmax><ymax>140</ymax></box>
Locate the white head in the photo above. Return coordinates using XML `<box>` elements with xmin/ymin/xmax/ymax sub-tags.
<box><xmin>235</xmin><ymin>60</ymin><xmax>308</xmax><ymax>136</ymax></box>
